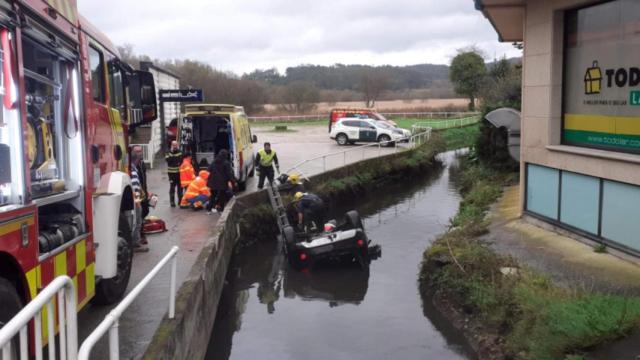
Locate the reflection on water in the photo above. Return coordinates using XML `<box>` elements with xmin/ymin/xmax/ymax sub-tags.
<box><xmin>206</xmin><ymin>150</ymin><xmax>475</xmax><ymax>360</ymax></box>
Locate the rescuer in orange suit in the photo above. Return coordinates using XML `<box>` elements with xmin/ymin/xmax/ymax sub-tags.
<box><xmin>179</xmin><ymin>154</ymin><xmax>196</xmax><ymax>199</ymax></box>
<box><xmin>180</xmin><ymin>170</ymin><xmax>211</xmax><ymax>210</ymax></box>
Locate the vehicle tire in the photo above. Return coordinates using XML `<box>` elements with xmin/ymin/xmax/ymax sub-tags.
<box><xmin>378</xmin><ymin>134</ymin><xmax>392</xmax><ymax>147</ymax></box>
<box><xmin>0</xmin><ymin>277</ymin><xmax>22</xmax><ymax>358</ymax></box>
<box><xmin>345</xmin><ymin>210</ymin><xmax>364</xmax><ymax>230</ymax></box>
<box><xmin>93</xmin><ymin>213</ymin><xmax>133</xmax><ymax>305</ymax></box>
<box><xmin>336</xmin><ymin>133</ymin><xmax>348</xmax><ymax>146</ymax></box>
<box><xmin>282</xmin><ymin>225</ymin><xmax>296</xmax><ymax>246</ymax></box>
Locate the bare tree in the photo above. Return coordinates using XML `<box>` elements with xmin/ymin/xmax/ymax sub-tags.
<box><xmin>276</xmin><ymin>81</ymin><xmax>319</xmax><ymax>113</ymax></box>
<box><xmin>359</xmin><ymin>69</ymin><xmax>390</xmax><ymax>108</ymax></box>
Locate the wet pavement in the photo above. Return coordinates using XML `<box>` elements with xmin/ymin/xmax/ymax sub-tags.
<box><xmin>205</xmin><ymin>151</ymin><xmax>477</xmax><ymax>360</ymax></box>
<box><xmin>486</xmin><ymin>186</ymin><xmax>640</xmax><ymax>360</ymax></box>
<box><xmin>77</xmin><ymin>125</ymin><xmax>409</xmax><ymax>359</ymax></box>
<box><xmin>486</xmin><ymin>186</ymin><xmax>640</xmax><ymax>296</ymax></box>
<box><xmin>252</xmin><ymin>126</ymin><xmax>409</xmax><ymax>176</ymax></box>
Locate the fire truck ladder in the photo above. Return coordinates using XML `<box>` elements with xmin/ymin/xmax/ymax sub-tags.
<box><xmin>266</xmin><ymin>181</ymin><xmax>290</xmax><ymax>234</ymax></box>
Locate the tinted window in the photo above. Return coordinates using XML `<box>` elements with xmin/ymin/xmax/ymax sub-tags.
<box><xmin>342</xmin><ymin>120</ymin><xmax>358</xmax><ymax>127</ymax></box>
<box><xmin>360</xmin><ymin>121</ymin><xmax>375</xmax><ymax>129</ymax></box>
<box><xmin>108</xmin><ymin>59</ymin><xmax>125</xmax><ymax>114</ymax></box>
<box><xmin>88</xmin><ymin>46</ymin><xmax>104</xmax><ymax>103</ymax></box>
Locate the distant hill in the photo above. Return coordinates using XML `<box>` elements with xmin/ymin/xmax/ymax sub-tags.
<box><xmin>244</xmin><ymin>58</ymin><xmax>521</xmax><ymax>93</ymax></box>
<box><xmin>243</xmin><ymin>63</ymin><xmax>451</xmax><ymax>91</ymax></box>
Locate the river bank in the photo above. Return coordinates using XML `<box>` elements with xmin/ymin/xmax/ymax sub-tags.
<box><xmin>206</xmin><ymin>150</ymin><xmax>476</xmax><ymax>360</ymax></box>
<box><xmin>419</xmin><ymin>155</ymin><xmax>640</xmax><ymax>360</ymax></box>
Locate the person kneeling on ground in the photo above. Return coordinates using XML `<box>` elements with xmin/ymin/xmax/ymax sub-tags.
<box><xmin>293</xmin><ymin>192</ymin><xmax>326</xmax><ymax>232</ymax></box>
<box><xmin>179</xmin><ymin>154</ymin><xmax>196</xmax><ymax>208</ymax></box>
<box><xmin>180</xmin><ymin>170</ymin><xmax>211</xmax><ymax>210</ymax></box>
<box><xmin>207</xmin><ymin>149</ymin><xmax>236</xmax><ymax>214</ymax></box>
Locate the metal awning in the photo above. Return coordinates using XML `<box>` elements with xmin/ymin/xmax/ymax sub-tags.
<box><xmin>474</xmin><ymin>0</ymin><xmax>525</xmax><ymax>42</ymax></box>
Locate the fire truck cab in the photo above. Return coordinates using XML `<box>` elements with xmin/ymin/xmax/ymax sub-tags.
<box><xmin>0</xmin><ymin>0</ymin><xmax>158</xmax><ymax>336</ymax></box>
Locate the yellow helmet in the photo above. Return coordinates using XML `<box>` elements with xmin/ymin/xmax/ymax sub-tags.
<box><xmin>288</xmin><ymin>173</ymin><xmax>300</xmax><ymax>184</ymax></box>
<box><xmin>294</xmin><ymin>192</ymin><xmax>304</xmax><ymax>201</ymax></box>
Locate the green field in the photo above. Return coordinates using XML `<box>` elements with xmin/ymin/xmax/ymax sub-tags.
<box><xmin>250</xmin><ymin>116</ymin><xmax>480</xmax><ymax>130</ymax></box>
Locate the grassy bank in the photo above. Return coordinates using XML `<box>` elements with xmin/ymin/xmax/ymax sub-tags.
<box><xmin>420</xmin><ymin>156</ymin><xmax>640</xmax><ymax>360</ymax></box>
<box><xmin>250</xmin><ymin>117</ymin><xmax>478</xmax><ymax>130</ymax></box>
<box><xmin>438</xmin><ymin>123</ymin><xmax>480</xmax><ymax>151</ymax></box>
<box><xmin>311</xmin><ymin>134</ymin><xmax>445</xmax><ymax>200</ymax></box>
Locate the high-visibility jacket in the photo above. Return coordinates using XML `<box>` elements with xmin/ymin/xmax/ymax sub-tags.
<box><xmin>257</xmin><ymin>149</ymin><xmax>278</xmax><ymax>167</ymax></box>
<box><xmin>180</xmin><ymin>172</ymin><xmax>211</xmax><ymax>206</ymax></box>
<box><xmin>179</xmin><ymin>158</ymin><xmax>196</xmax><ymax>188</ymax></box>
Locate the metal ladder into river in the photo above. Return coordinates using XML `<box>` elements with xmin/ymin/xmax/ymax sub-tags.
<box><xmin>266</xmin><ymin>181</ymin><xmax>290</xmax><ymax>235</ymax></box>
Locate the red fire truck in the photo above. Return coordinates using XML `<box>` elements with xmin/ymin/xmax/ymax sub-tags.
<box><xmin>0</xmin><ymin>0</ymin><xmax>157</xmax><ymax>339</ymax></box>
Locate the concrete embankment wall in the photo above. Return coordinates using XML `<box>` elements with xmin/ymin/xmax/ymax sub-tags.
<box><xmin>142</xmin><ymin>190</ymin><xmax>267</xmax><ymax>360</ymax></box>
<box><xmin>143</xmin><ymin>144</ymin><xmax>438</xmax><ymax>360</ymax></box>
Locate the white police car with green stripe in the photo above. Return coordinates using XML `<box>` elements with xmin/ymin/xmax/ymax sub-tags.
<box><xmin>329</xmin><ymin>118</ymin><xmax>410</xmax><ymax>146</ymax></box>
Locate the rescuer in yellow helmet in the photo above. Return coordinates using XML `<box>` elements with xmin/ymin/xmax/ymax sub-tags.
<box><xmin>292</xmin><ymin>192</ymin><xmax>325</xmax><ymax>232</ymax></box>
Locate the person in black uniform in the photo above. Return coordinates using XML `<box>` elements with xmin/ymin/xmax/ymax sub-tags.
<box><xmin>293</xmin><ymin>192</ymin><xmax>326</xmax><ymax>232</ymax></box>
<box><xmin>206</xmin><ymin>149</ymin><xmax>236</xmax><ymax>213</ymax></box>
<box><xmin>165</xmin><ymin>141</ymin><xmax>183</xmax><ymax>207</ymax></box>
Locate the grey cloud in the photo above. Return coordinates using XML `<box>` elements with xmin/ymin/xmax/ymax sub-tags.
<box><xmin>78</xmin><ymin>0</ymin><xmax>520</xmax><ymax>73</ymax></box>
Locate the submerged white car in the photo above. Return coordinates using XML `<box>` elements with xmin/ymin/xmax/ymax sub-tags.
<box><xmin>329</xmin><ymin>118</ymin><xmax>411</xmax><ymax>146</ymax></box>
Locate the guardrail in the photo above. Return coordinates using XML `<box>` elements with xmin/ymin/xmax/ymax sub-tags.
<box><xmin>0</xmin><ymin>276</ymin><xmax>77</xmax><ymax>360</ymax></box>
<box><xmin>78</xmin><ymin>246</ymin><xmax>179</xmax><ymax>360</ymax></box>
<box><xmin>411</xmin><ymin>115</ymin><xmax>481</xmax><ymax>131</ymax></box>
<box><xmin>285</xmin><ymin>128</ymin><xmax>432</xmax><ymax>178</ymax></box>
<box><xmin>248</xmin><ymin>111</ymin><xmax>479</xmax><ymax>123</ymax></box>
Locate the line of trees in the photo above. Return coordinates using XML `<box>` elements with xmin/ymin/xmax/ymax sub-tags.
<box><xmin>449</xmin><ymin>47</ymin><xmax>522</xmax><ymax>111</ymax></box>
<box><xmin>119</xmin><ymin>44</ymin><xmax>492</xmax><ymax>114</ymax></box>
<box><xmin>448</xmin><ymin>47</ymin><xmax>522</xmax><ymax>167</ymax></box>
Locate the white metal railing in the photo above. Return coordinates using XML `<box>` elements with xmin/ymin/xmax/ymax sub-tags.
<box><xmin>248</xmin><ymin>111</ymin><xmax>479</xmax><ymax>123</ymax></box>
<box><xmin>0</xmin><ymin>276</ymin><xmax>78</xmax><ymax>360</ymax></box>
<box><xmin>411</xmin><ymin>115</ymin><xmax>481</xmax><ymax>131</ymax></box>
<box><xmin>129</xmin><ymin>143</ymin><xmax>155</xmax><ymax>169</ymax></box>
<box><xmin>285</xmin><ymin>128</ymin><xmax>432</xmax><ymax>178</ymax></box>
<box><xmin>78</xmin><ymin>246</ymin><xmax>179</xmax><ymax>360</ymax></box>
<box><xmin>383</xmin><ymin>111</ymin><xmax>479</xmax><ymax>119</ymax></box>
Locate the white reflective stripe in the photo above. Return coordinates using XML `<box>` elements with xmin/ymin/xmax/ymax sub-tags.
<box><xmin>300</xmin><ymin>229</ymin><xmax>358</xmax><ymax>248</ymax></box>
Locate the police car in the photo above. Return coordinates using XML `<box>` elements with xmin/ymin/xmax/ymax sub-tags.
<box><xmin>329</xmin><ymin>117</ymin><xmax>411</xmax><ymax>146</ymax></box>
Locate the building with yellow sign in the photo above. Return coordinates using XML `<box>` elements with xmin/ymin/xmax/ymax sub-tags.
<box><xmin>476</xmin><ymin>0</ymin><xmax>640</xmax><ymax>255</ymax></box>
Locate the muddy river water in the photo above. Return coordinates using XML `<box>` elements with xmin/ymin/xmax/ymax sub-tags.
<box><xmin>205</xmin><ymin>151</ymin><xmax>476</xmax><ymax>360</ymax></box>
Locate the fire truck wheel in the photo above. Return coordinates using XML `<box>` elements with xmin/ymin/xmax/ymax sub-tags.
<box><xmin>0</xmin><ymin>277</ymin><xmax>23</xmax><ymax>356</ymax></box>
<box><xmin>93</xmin><ymin>213</ymin><xmax>133</xmax><ymax>305</ymax></box>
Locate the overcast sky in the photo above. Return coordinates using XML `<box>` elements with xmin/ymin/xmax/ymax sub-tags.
<box><xmin>78</xmin><ymin>0</ymin><xmax>521</xmax><ymax>75</ymax></box>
